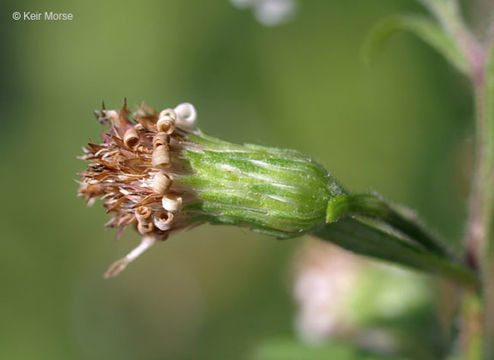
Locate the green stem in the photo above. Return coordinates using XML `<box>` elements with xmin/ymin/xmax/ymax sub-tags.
<box><xmin>423</xmin><ymin>2</ymin><xmax>494</xmax><ymax>357</ymax></box>
<box><xmin>458</xmin><ymin>292</ymin><xmax>483</xmax><ymax>360</ymax></box>
<box><xmin>327</xmin><ymin>194</ymin><xmax>451</xmax><ymax>258</ymax></box>
<box><xmin>313</xmin><ymin>218</ymin><xmax>479</xmax><ymax>291</ymax></box>
<box><xmin>474</xmin><ymin>43</ymin><xmax>494</xmax><ymax>359</ymax></box>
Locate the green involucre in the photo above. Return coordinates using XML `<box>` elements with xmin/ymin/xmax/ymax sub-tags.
<box><xmin>178</xmin><ymin>131</ymin><xmax>344</xmax><ymax>238</ymax></box>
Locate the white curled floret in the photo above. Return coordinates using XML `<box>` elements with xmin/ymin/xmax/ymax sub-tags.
<box><xmin>162</xmin><ymin>194</ymin><xmax>183</xmax><ymax>212</ymax></box>
<box><xmin>154</xmin><ymin>211</ymin><xmax>174</xmax><ymax>231</ymax></box>
<box><xmin>152</xmin><ymin>144</ymin><xmax>170</xmax><ymax>167</ymax></box>
<box><xmin>152</xmin><ymin>172</ymin><xmax>172</xmax><ymax>194</ymax></box>
<box><xmin>157</xmin><ymin>108</ymin><xmax>176</xmax><ymax>134</ymax></box>
<box><xmin>153</xmin><ymin>132</ymin><xmax>169</xmax><ymax>148</ymax></box>
<box><xmin>174</xmin><ymin>102</ymin><xmax>197</xmax><ymax>130</ymax></box>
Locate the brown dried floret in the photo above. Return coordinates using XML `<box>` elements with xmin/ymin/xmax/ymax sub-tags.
<box><xmin>77</xmin><ymin>100</ymin><xmax>198</xmax><ymax>277</ymax></box>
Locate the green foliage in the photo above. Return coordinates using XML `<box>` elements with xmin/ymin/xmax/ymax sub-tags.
<box><xmin>315</xmin><ymin>218</ymin><xmax>478</xmax><ymax>289</ymax></box>
<box><xmin>326</xmin><ymin>194</ymin><xmax>449</xmax><ymax>257</ymax></box>
<box><xmin>251</xmin><ymin>339</ymin><xmax>355</xmax><ymax>360</ymax></box>
<box><xmin>250</xmin><ymin>338</ymin><xmax>407</xmax><ymax>360</ymax></box>
<box><xmin>364</xmin><ymin>15</ymin><xmax>468</xmax><ymax>75</ymax></box>
<box><xmin>416</xmin><ymin>0</ymin><xmax>461</xmax><ymax>29</ymax></box>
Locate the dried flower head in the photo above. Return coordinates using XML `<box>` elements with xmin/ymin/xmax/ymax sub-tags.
<box><xmin>78</xmin><ymin>101</ymin><xmax>343</xmax><ymax>277</ymax></box>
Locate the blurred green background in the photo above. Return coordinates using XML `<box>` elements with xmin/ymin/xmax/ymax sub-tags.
<box><xmin>0</xmin><ymin>0</ymin><xmax>475</xmax><ymax>359</ymax></box>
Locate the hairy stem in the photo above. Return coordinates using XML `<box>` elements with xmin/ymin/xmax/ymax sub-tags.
<box><xmin>476</xmin><ymin>44</ymin><xmax>494</xmax><ymax>359</ymax></box>
<box><xmin>463</xmin><ymin>24</ymin><xmax>494</xmax><ymax>360</ymax></box>
<box><xmin>465</xmin><ymin>76</ymin><xmax>488</xmax><ymax>272</ymax></box>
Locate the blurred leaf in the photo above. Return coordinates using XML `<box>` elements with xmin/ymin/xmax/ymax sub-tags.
<box><xmin>417</xmin><ymin>0</ymin><xmax>458</xmax><ymax>13</ymax></box>
<box><xmin>363</xmin><ymin>15</ymin><xmax>468</xmax><ymax>75</ymax></box>
<box><xmin>250</xmin><ymin>339</ymin><xmax>355</xmax><ymax>360</ymax></box>
<box><xmin>314</xmin><ymin>218</ymin><xmax>478</xmax><ymax>289</ymax></box>
<box><xmin>250</xmin><ymin>338</ymin><xmax>408</xmax><ymax>360</ymax></box>
<box><xmin>416</xmin><ymin>0</ymin><xmax>461</xmax><ymax>29</ymax></box>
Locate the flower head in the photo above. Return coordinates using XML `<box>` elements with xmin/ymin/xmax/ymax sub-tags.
<box><xmin>78</xmin><ymin>101</ymin><xmax>343</xmax><ymax>277</ymax></box>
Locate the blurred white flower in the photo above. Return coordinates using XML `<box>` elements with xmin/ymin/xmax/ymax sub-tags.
<box><xmin>293</xmin><ymin>240</ymin><xmax>361</xmax><ymax>343</ymax></box>
<box><xmin>230</xmin><ymin>0</ymin><xmax>253</xmax><ymax>9</ymax></box>
<box><xmin>230</xmin><ymin>0</ymin><xmax>297</xmax><ymax>26</ymax></box>
<box><xmin>292</xmin><ymin>239</ymin><xmax>430</xmax><ymax>352</ymax></box>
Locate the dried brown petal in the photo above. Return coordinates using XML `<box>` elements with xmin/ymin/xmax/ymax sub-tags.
<box><xmin>154</xmin><ymin>211</ymin><xmax>174</xmax><ymax>231</ymax></box>
<box><xmin>152</xmin><ymin>172</ymin><xmax>172</xmax><ymax>194</ymax></box>
<box><xmin>157</xmin><ymin>117</ymin><xmax>175</xmax><ymax>134</ymax></box>
<box><xmin>152</xmin><ymin>145</ymin><xmax>170</xmax><ymax>167</ymax></box>
<box><xmin>123</xmin><ymin>128</ymin><xmax>139</xmax><ymax>148</ymax></box>
<box><xmin>78</xmin><ymin>102</ymin><xmax>200</xmax><ymax>278</ymax></box>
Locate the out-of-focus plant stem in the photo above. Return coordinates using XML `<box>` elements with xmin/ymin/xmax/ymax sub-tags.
<box><xmin>461</xmin><ymin>8</ymin><xmax>494</xmax><ymax>358</ymax></box>
<box><xmin>464</xmin><ymin>39</ymin><xmax>487</xmax><ymax>280</ymax></box>
<box><xmin>417</xmin><ymin>1</ymin><xmax>490</xmax><ymax>357</ymax></box>
<box><xmin>460</xmin><ymin>81</ymin><xmax>488</xmax><ymax>359</ymax></box>
<box><xmin>470</xmin><ymin>0</ymin><xmax>494</xmax><ymax>40</ymax></box>
<box><xmin>474</xmin><ymin>41</ymin><xmax>494</xmax><ymax>360</ymax></box>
